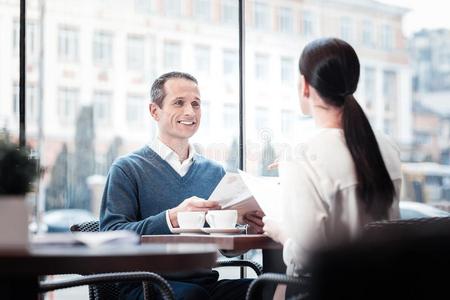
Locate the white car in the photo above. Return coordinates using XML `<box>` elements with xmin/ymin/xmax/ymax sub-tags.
<box><xmin>399</xmin><ymin>201</ymin><xmax>449</xmax><ymax>219</ymax></box>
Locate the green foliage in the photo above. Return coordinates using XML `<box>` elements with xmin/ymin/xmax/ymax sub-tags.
<box><xmin>0</xmin><ymin>138</ymin><xmax>38</xmax><ymax>195</ymax></box>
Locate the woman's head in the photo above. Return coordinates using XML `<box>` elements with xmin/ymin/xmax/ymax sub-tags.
<box><xmin>298</xmin><ymin>37</ymin><xmax>360</xmax><ymax>114</ymax></box>
<box><xmin>298</xmin><ymin>37</ymin><xmax>395</xmax><ymax>220</ymax></box>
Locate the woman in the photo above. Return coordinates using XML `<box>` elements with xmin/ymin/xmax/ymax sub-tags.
<box><xmin>263</xmin><ymin>37</ymin><xmax>402</xmax><ymax>291</ymax></box>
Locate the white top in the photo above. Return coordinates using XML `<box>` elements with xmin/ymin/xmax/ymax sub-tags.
<box><xmin>148</xmin><ymin>138</ymin><xmax>196</xmax><ymax>231</ymax></box>
<box><xmin>278</xmin><ymin>128</ymin><xmax>402</xmax><ymax>275</ymax></box>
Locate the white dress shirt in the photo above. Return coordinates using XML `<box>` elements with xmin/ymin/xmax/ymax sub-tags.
<box><xmin>148</xmin><ymin>137</ymin><xmax>196</xmax><ymax>231</ymax></box>
<box><xmin>279</xmin><ymin>128</ymin><xmax>402</xmax><ymax>275</ymax></box>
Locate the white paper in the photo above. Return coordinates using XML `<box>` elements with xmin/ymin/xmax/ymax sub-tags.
<box><xmin>209</xmin><ymin>171</ymin><xmax>282</xmax><ymax>221</ymax></box>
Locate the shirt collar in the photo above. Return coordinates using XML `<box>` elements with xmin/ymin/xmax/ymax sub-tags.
<box><xmin>149</xmin><ymin>137</ymin><xmax>196</xmax><ymax>163</ymax></box>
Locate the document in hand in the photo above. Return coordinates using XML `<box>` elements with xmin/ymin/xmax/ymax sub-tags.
<box><xmin>208</xmin><ymin>170</ymin><xmax>282</xmax><ymax>222</ymax></box>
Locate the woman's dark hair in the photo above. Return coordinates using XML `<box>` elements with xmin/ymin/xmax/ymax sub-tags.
<box><xmin>299</xmin><ymin>37</ymin><xmax>395</xmax><ymax>219</ymax></box>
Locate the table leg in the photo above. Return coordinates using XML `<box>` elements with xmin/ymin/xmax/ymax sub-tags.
<box><xmin>261</xmin><ymin>249</ymin><xmax>285</xmax><ymax>300</ymax></box>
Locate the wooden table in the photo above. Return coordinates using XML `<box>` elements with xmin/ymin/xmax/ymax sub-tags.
<box><xmin>0</xmin><ymin>243</ymin><xmax>217</xmax><ymax>300</ymax></box>
<box><xmin>141</xmin><ymin>234</ymin><xmax>282</xmax><ymax>251</ymax></box>
<box><xmin>141</xmin><ymin>234</ymin><xmax>284</xmax><ymax>274</ymax></box>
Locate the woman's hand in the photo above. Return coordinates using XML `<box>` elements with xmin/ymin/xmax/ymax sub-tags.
<box><xmin>262</xmin><ymin>216</ymin><xmax>288</xmax><ymax>244</ymax></box>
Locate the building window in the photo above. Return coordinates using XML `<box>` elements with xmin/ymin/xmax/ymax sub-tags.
<box><xmin>255</xmin><ymin>53</ymin><xmax>269</xmax><ymax>81</ymax></box>
<box><xmin>383</xmin><ymin>70</ymin><xmax>397</xmax><ymax>111</ymax></box>
<box><xmin>340</xmin><ymin>17</ymin><xmax>353</xmax><ymax>42</ymax></box>
<box><xmin>223</xmin><ymin>103</ymin><xmax>237</xmax><ymax>130</ymax></box>
<box><xmin>57</xmin><ymin>87</ymin><xmax>79</xmax><ymax>123</ymax></box>
<box><xmin>194</xmin><ymin>45</ymin><xmax>210</xmax><ymax>75</ymax></box>
<box><xmin>281</xmin><ymin>110</ymin><xmax>294</xmax><ymax>134</ymax></box>
<box><xmin>58</xmin><ymin>26</ymin><xmax>79</xmax><ymax>62</ymax></box>
<box><xmin>126</xmin><ymin>95</ymin><xmax>146</xmax><ymax>127</ymax></box>
<box><xmin>223</xmin><ymin>49</ymin><xmax>238</xmax><ymax>77</ymax></box>
<box><xmin>127</xmin><ymin>35</ymin><xmax>145</xmax><ymax>71</ymax></box>
<box><xmin>163</xmin><ymin>41</ymin><xmax>181</xmax><ymax>70</ymax></box>
<box><xmin>254</xmin><ymin>1</ymin><xmax>269</xmax><ymax>30</ymax></box>
<box><xmin>135</xmin><ymin>0</ymin><xmax>153</xmax><ymax>14</ymax></box>
<box><xmin>278</xmin><ymin>7</ymin><xmax>293</xmax><ymax>33</ymax></box>
<box><xmin>364</xmin><ymin>67</ymin><xmax>375</xmax><ymax>110</ymax></box>
<box><xmin>362</xmin><ymin>20</ymin><xmax>374</xmax><ymax>48</ymax></box>
<box><xmin>193</xmin><ymin>0</ymin><xmax>210</xmax><ymax>21</ymax></box>
<box><xmin>221</xmin><ymin>0</ymin><xmax>238</xmax><ymax>25</ymax></box>
<box><xmin>280</xmin><ymin>56</ymin><xmax>294</xmax><ymax>83</ymax></box>
<box><xmin>164</xmin><ymin>0</ymin><xmax>182</xmax><ymax>17</ymax></box>
<box><xmin>93</xmin><ymin>91</ymin><xmax>112</xmax><ymax>126</ymax></box>
<box><xmin>302</xmin><ymin>11</ymin><xmax>315</xmax><ymax>37</ymax></box>
<box><xmin>13</xmin><ymin>19</ymin><xmax>39</xmax><ymax>58</ymax></box>
<box><xmin>93</xmin><ymin>31</ymin><xmax>113</xmax><ymax>67</ymax></box>
<box><xmin>12</xmin><ymin>82</ymin><xmax>38</xmax><ymax>122</ymax></box>
<box><xmin>381</xmin><ymin>24</ymin><xmax>394</xmax><ymax>50</ymax></box>
<box><xmin>201</xmin><ymin>101</ymin><xmax>210</xmax><ymax>129</ymax></box>
<box><xmin>255</xmin><ymin>107</ymin><xmax>269</xmax><ymax>133</ymax></box>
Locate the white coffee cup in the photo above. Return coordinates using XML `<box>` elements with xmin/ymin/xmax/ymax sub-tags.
<box><xmin>206</xmin><ymin>210</ymin><xmax>238</xmax><ymax>229</ymax></box>
<box><xmin>177</xmin><ymin>211</ymin><xmax>205</xmax><ymax>229</ymax></box>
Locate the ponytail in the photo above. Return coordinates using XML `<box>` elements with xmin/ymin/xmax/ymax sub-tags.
<box><xmin>342</xmin><ymin>95</ymin><xmax>395</xmax><ymax>219</ymax></box>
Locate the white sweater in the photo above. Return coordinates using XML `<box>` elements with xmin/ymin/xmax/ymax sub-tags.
<box><xmin>279</xmin><ymin>128</ymin><xmax>402</xmax><ymax>275</ymax></box>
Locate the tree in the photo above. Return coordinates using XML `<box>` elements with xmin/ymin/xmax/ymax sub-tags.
<box><xmin>261</xmin><ymin>140</ymin><xmax>278</xmax><ymax>177</ymax></box>
<box><xmin>45</xmin><ymin>143</ymin><xmax>68</xmax><ymax>210</ymax></box>
<box><xmin>105</xmin><ymin>136</ymin><xmax>123</xmax><ymax>175</ymax></box>
<box><xmin>70</xmin><ymin>106</ymin><xmax>95</xmax><ymax>210</ymax></box>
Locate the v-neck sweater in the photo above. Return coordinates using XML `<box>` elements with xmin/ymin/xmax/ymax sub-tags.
<box><xmin>100</xmin><ymin>146</ymin><xmax>225</xmax><ymax>235</ymax></box>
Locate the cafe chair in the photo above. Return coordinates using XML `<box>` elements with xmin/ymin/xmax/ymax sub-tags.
<box><xmin>246</xmin><ymin>216</ymin><xmax>450</xmax><ymax>300</ymax></box>
<box><xmin>39</xmin><ymin>271</ymin><xmax>174</xmax><ymax>300</ymax></box>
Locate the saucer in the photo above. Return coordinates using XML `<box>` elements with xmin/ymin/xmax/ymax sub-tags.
<box><xmin>172</xmin><ymin>228</ymin><xmax>205</xmax><ymax>234</ymax></box>
<box><xmin>201</xmin><ymin>228</ymin><xmax>242</xmax><ymax>234</ymax></box>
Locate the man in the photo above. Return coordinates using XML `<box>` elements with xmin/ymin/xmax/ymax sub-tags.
<box><xmin>100</xmin><ymin>71</ymin><xmax>263</xmax><ymax>300</ymax></box>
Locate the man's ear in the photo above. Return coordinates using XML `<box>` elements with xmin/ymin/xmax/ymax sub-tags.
<box><xmin>149</xmin><ymin>103</ymin><xmax>160</xmax><ymax>121</ymax></box>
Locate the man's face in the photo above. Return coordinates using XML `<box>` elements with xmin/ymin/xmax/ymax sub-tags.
<box><xmin>150</xmin><ymin>78</ymin><xmax>201</xmax><ymax>143</ymax></box>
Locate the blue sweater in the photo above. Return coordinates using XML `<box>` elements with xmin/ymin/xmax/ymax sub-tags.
<box><xmin>100</xmin><ymin>146</ymin><xmax>225</xmax><ymax>234</ymax></box>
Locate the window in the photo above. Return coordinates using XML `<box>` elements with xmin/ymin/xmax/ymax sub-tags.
<box><xmin>126</xmin><ymin>95</ymin><xmax>146</xmax><ymax>127</ymax></box>
<box><xmin>93</xmin><ymin>91</ymin><xmax>112</xmax><ymax>126</ymax></box>
<box><xmin>193</xmin><ymin>0</ymin><xmax>210</xmax><ymax>21</ymax></box>
<box><xmin>12</xmin><ymin>20</ymin><xmax>39</xmax><ymax>58</ymax></box>
<box><xmin>383</xmin><ymin>70</ymin><xmax>397</xmax><ymax>112</ymax></box>
<box><xmin>255</xmin><ymin>53</ymin><xmax>269</xmax><ymax>81</ymax></box>
<box><xmin>12</xmin><ymin>82</ymin><xmax>38</xmax><ymax>122</ymax></box>
<box><xmin>58</xmin><ymin>26</ymin><xmax>79</xmax><ymax>62</ymax></box>
<box><xmin>281</xmin><ymin>110</ymin><xmax>294</xmax><ymax>134</ymax></box>
<box><xmin>362</xmin><ymin>20</ymin><xmax>374</xmax><ymax>48</ymax></box>
<box><xmin>302</xmin><ymin>11</ymin><xmax>315</xmax><ymax>37</ymax></box>
<box><xmin>221</xmin><ymin>0</ymin><xmax>238</xmax><ymax>25</ymax></box>
<box><xmin>364</xmin><ymin>67</ymin><xmax>375</xmax><ymax>110</ymax></box>
<box><xmin>223</xmin><ymin>104</ymin><xmax>238</xmax><ymax>130</ymax></box>
<box><xmin>164</xmin><ymin>0</ymin><xmax>181</xmax><ymax>17</ymax></box>
<box><xmin>57</xmin><ymin>87</ymin><xmax>79</xmax><ymax>123</ymax></box>
<box><xmin>278</xmin><ymin>7</ymin><xmax>293</xmax><ymax>33</ymax></box>
<box><xmin>381</xmin><ymin>24</ymin><xmax>394</xmax><ymax>50</ymax></box>
<box><xmin>93</xmin><ymin>31</ymin><xmax>113</xmax><ymax>66</ymax></box>
<box><xmin>194</xmin><ymin>45</ymin><xmax>210</xmax><ymax>75</ymax></box>
<box><xmin>255</xmin><ymin>107</ymin><xmax>269</xmax><ymax>133</ymax></box>
<box><xmin>135</xmin><ymin>0</ymin><xmax>153</xmax><ymax>14</ymax></box>
<box><xmin>163</xmin><ymin>41</ymin><xmax>181</xmax><ymax>71</ymax></box>
<box><xmin>340</xmin><ymin>17</ymin><xmax>353</xmax><ymax>42</ymax></box>
<box><xmin>280</xmin><ymin>56</ymin><xmax>294</xmax><ymax>83</ymax></box>
<box><xmin>254</xmin><ymin>1</ymin><xmax>269</xmax><ymax>30</ymax></box>
<box><xmin>223</xmin><ymin>49</ymin><xmax>238</xmax><ymax>77</ymax></box>
<box><xmin>127</xmin><ymin>35</ymin><xmax>145</xmax><ymax>71</ymax></box>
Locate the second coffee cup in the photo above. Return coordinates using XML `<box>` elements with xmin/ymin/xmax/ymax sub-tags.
<box><xmin>206</xmin><ymin>210</ymin><xmax>238</xmax><ymax>229</ymax></box>
<box><xmin>177</xmin><ymin>211</ymin><xmax>205</xmax><ymax>229</ymax></box>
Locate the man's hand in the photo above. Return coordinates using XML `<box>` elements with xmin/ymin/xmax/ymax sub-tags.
<box><xmin>262</xmin><ymin>216</ymin><xmax>288</xmax><ymax>244</ymax></box>
<box><xmin>243</xmin><ymin>210</ymin><xmax>265</xmax><ymax>234</ymax></box>
<box><xmin>168</xmin><ymin>196</ymin><xmax>221</xmax><ymax>228</ymax></box>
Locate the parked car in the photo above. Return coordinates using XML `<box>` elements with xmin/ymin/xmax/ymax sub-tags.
<box><xmin>42</xmin><ymin>209</ymin><xmax>96</xmax><ymax>232</ymax></box>
<box><xmin>399</xmin><ymin>201</ymin><xmax>450</xmax><ymax>219</ymax></box>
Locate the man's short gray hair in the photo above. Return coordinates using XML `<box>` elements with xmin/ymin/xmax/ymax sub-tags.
<box><xmin>150</xmin><ymin>72</ymin><xmax>198</xmax><ymax>107</ymax></box>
